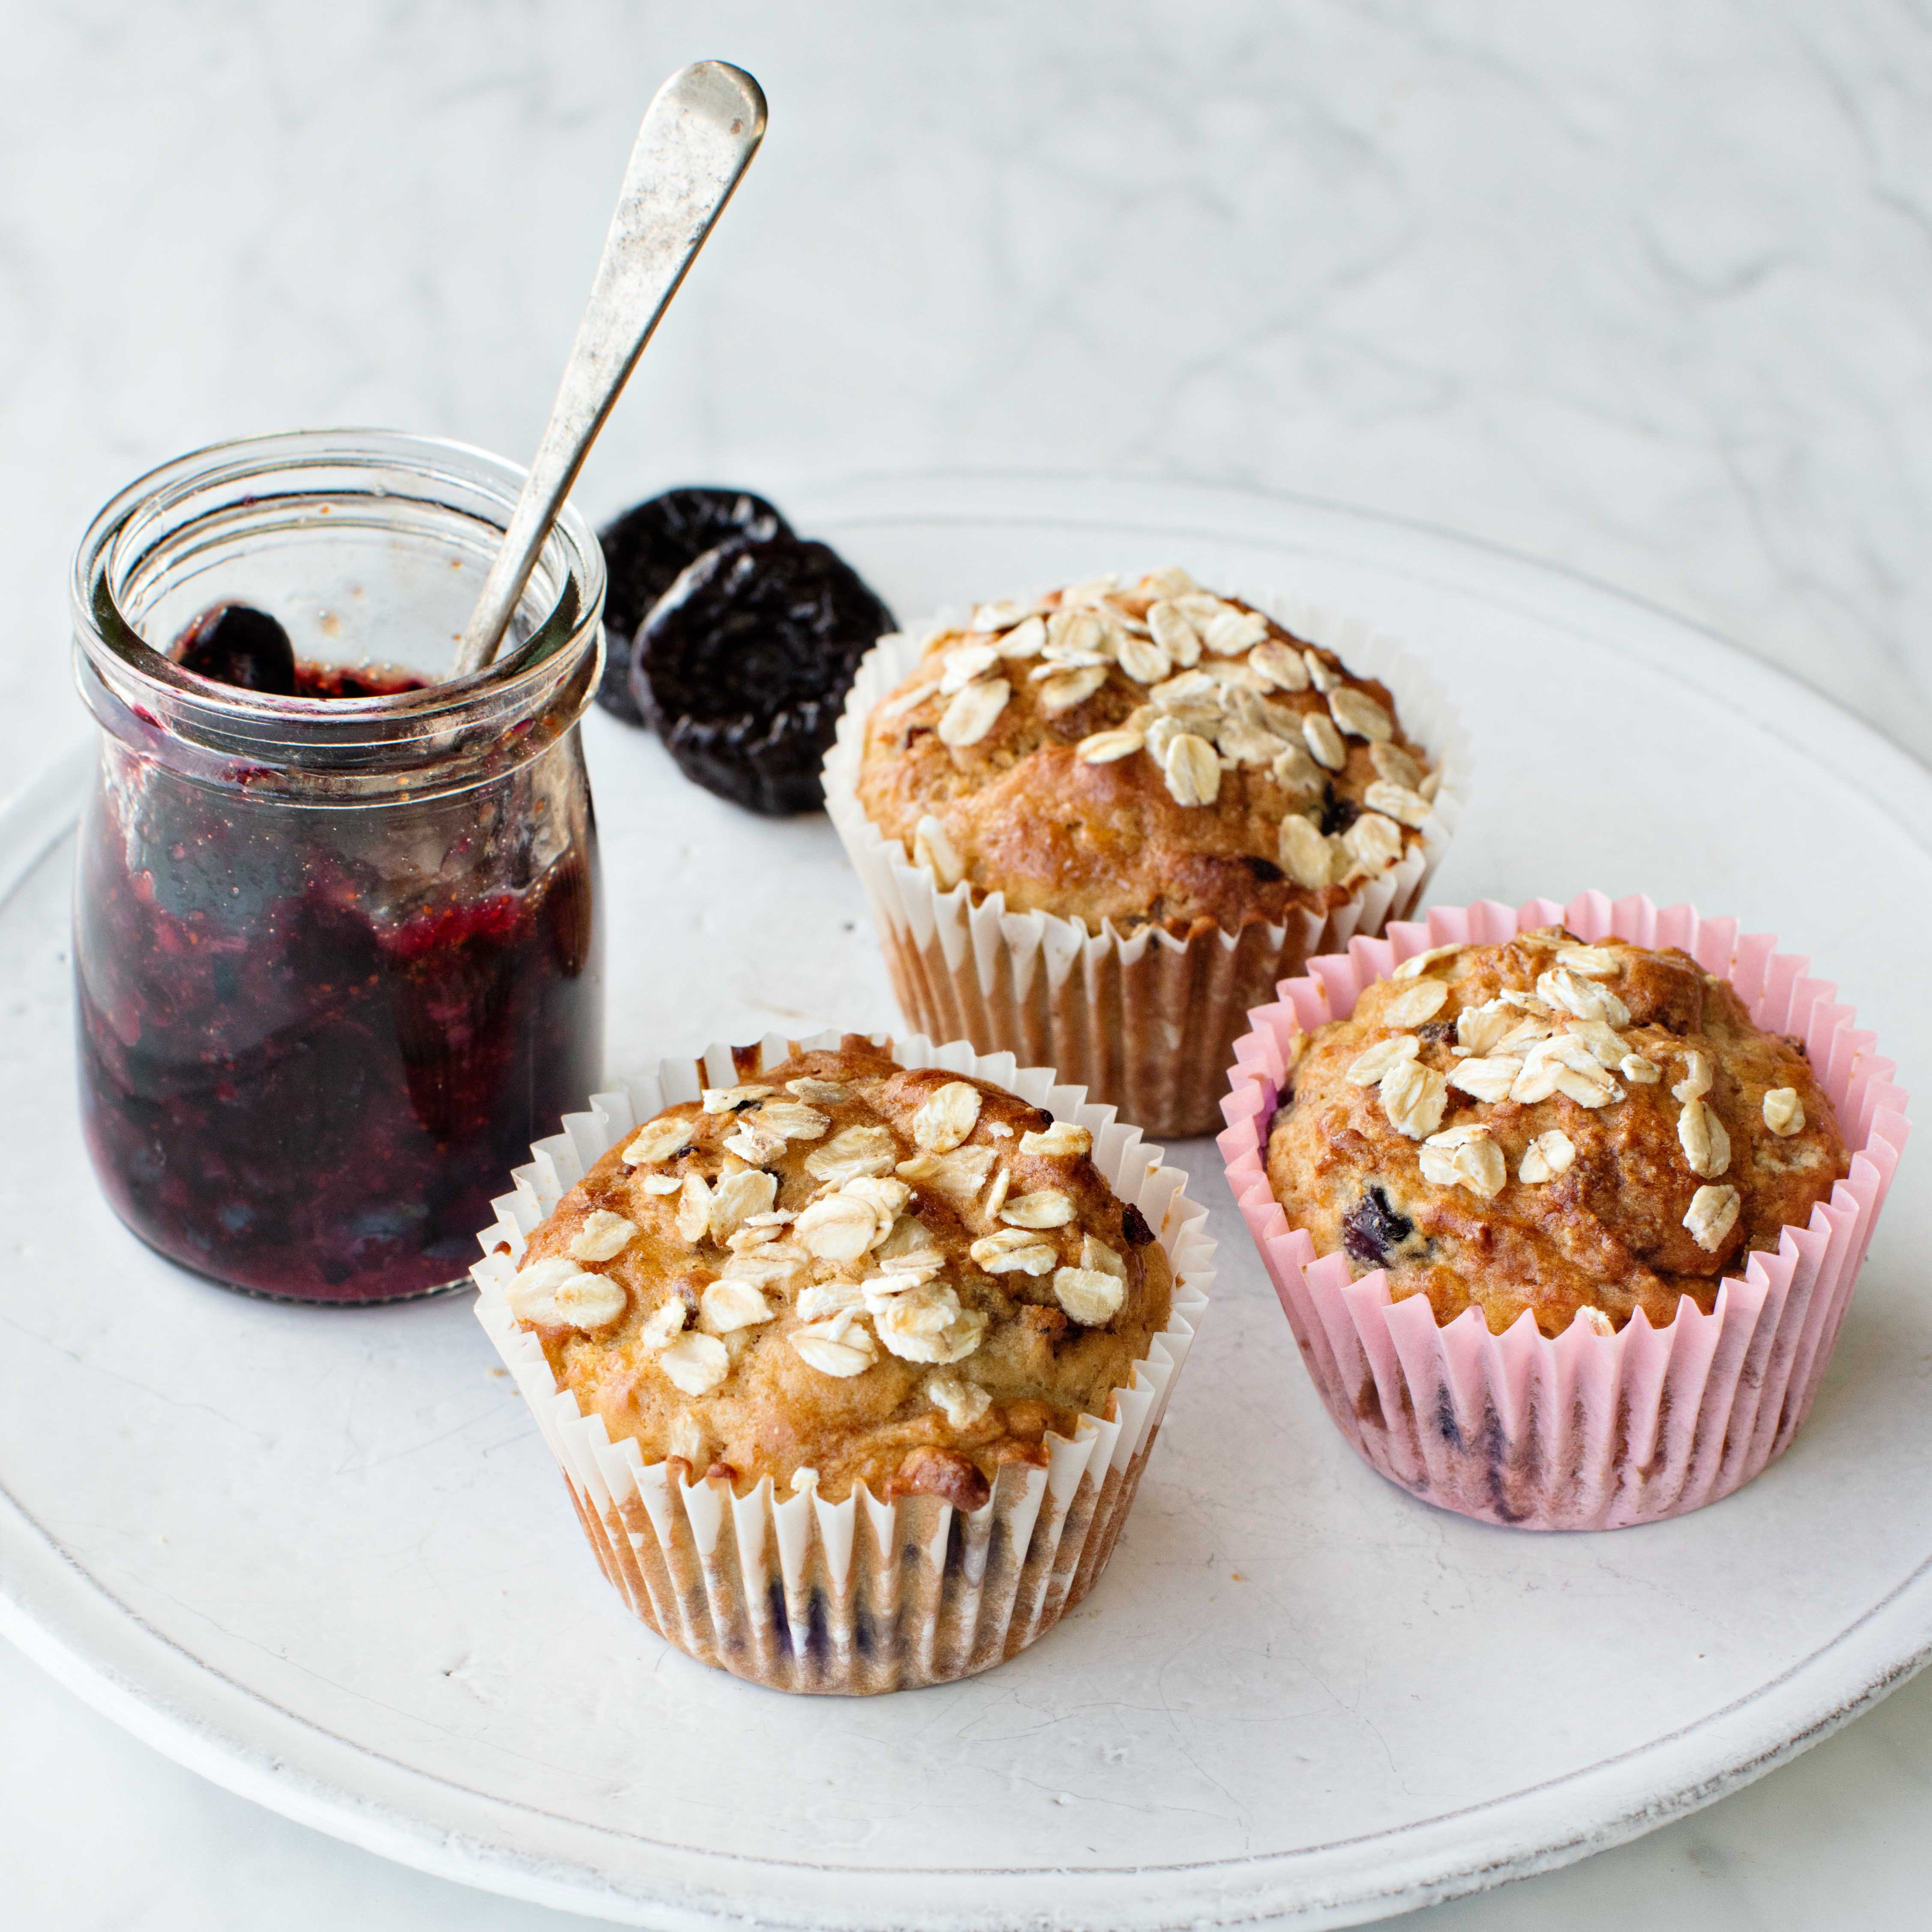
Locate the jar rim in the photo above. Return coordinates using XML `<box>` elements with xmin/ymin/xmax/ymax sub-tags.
<box><xmin>70</xmin><ymin>427</ymin><xmax>606</xmax><ymax>746</ymax></box>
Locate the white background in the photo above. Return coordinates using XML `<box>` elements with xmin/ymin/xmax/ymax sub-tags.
<box><xmin>4</xmin><ymin>3</ymin><xmax>1931</xmax><ymax>1926</ymax></box>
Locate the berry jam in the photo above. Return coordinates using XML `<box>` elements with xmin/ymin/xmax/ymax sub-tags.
<box><xmin>75</xmin><ymin>608</ymin><xmax>603</xmax><ymax>1303</ymax></box>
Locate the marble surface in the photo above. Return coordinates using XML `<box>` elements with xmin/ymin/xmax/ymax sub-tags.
<box><xmin>3</xmin><ymin>2</ymin><xmax>1929</xmax><ymax>1926</ymax></box>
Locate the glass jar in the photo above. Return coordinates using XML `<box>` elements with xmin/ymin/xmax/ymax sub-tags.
<box><xmin>70</xmin><ymin>430</ymin><xmax>606</xmax><ymax>1303</ymax></box>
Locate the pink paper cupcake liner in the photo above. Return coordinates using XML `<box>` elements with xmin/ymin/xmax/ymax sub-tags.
<box><xmin>1218</xmin><ymin>892</ymin><xmax>1911</xmax><ymax>1531</ymax></box>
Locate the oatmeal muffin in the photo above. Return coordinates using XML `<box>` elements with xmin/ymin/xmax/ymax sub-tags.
<box><xmin>857</xmin><ymin>569</ymin><xmax>1442</xmax><ymax>931</ymax></box>
<box><xmin>501</xmin><ymin>1037</ymin><xmax>1173</xmax><ymax>1511</ymax></box>
<box><xmin>1265</xmin><ymin>926</ymin><xmax>1848</xmax><ymax>1338</ymax></box>
<box><xmin>828</xmin><ymin>570</ymin><xmax>1461</xmax><ymax>1138</ymax></box>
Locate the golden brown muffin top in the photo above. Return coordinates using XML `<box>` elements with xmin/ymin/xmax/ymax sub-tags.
<box><xmin>855</xmin><ymin>568</ymin><xmax>1439</xmax><ymax>937</ymax></box>
<box><xmin>503</xmin><ymin>1039</ymin><xmax>1173</xmax><ymax>1507</ymax></box>
<box><xmin>1264</xmin><ymin>928</ymin><xmax>1847</xmax><ymax>1337</ymax></box>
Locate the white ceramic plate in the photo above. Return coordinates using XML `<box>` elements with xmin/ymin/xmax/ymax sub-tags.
<box><xmin>1</xmin><ymin>476</ymin><xmax>1925</xmax><ymax>1932</ymax></box>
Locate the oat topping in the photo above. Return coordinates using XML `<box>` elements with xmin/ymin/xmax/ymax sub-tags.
<box><xmin>1364</xmin><ymin>779</ymin><xmax>1431</xmax><ymax>827</ymax></box>
<box><xmin>997</xmin><ymin>614</ymin><xmax>1046</xmax><ymax>659</ymax></box>
<box><xmin>1620</xmin><ymin>1054</ymin><xmax>1661</xmax><ymax>1084</ymax></box>
<box><xmin>1328</xmin><ymin>686</ymin><xmax>1393</xmax><ymax>741</ymax></box>
<box><xmin>971</xmin><ymin>599</ymin><xmax>1039</xmax><ymax>633</ymax></box>
<box><xmin>710</xmin><ymin>1168</ymin><xmax>777</xmax><ymax>1240</ymax></box>
<box><xmin>1249</xmin><ymin>639</ymin><xmax>1310</xmax><ymax>691</ymax></box>
<box><xmin>569</xmin><ymin>1209</ymin><xmax>639</xmax><ymax>1263</ymax></box>
<box><xmin>659</xmin><ymin>1331</ymin><xmax>731</xmax><ymax>1395</ymax></box>
<box><xmin>702</xmin><ymin>1083</ymin><xmax>773</xmax><ymax>1114</ymax></box>
<box><xmin>1346</xmin><ymin>1035</ymin><xmax>1422</xmax><ymax>1086</ymax></box>
<box><xmin>1678</xmin><ymin>1099</ymin><xmax>1733</xmax><ymax>1179</ymax></box>
<box><xmin>722</xmin><ymin>1117</ymin><xmax>788</xmax><ymax>1165</ymax></box>
<box><xmin>1383</xmin><ymin>980</ymin><xmax>1449</xmax><ymax>1027</ymax></box>
<box><xmin>1683</xmin><ymin>1183</ymin><xmax>1742</xmax><ymax>1252</ymax></box>
<box><xmin>914</xmin><ymin>814</ymin><xmax>965</xmax><ymax>889</ymax></box>
<box><xmin>1369</xmin><ymin>741</ymin><xmax>1422</xmax><ymax>788</ymax></box>
<box><xmin>637</xmin><ymin>1172</ymin><xmax>684</xmax><ymax>1194</ymax></box>
<box><xmin>638</xmin><ymin>1298</ymin><xmax>688</xmax><ymax>1351</ymax></box>
<box><xmin>1448</xmin><ymin>1056</ymin><xmax>1520</xmax><ymax>1103</ymax></box>
<box><xmin>1419</xmin><ymin>1124</ymin><xmax>1507</xmax><ymax>1198</ymax></box>
<box><xmin>1278</xmin><ymin>814</ymin><xmax>1333</xmax><ymax>887</ymax></box>
<box><xmin>1340</xmin><ymin>813</ymin><xmax>1403</xmax><ymax>877</ymax></box>
<box><xmin>1162</xmin><ymin>732</ymin><xmax>1221</xmax><ymax>807</ymax></box>
<box><xmin>1303</xmin><ymin>651</ymin><xmax>1340</xmax><ymax>694</ymax></box>
<box><xmin>939</xmin><ymin>641</ymin><xmax>1001</xmax><ymax>693</ymax></box>
<box><xmin>1537</xmin><ymin>968</ymin><xmax>1632</xmax><ymax>1028</ymax></box>
<box><xmin>789</xmin><ymin>1315</ymin><xmax>878</xmax><ymax>1377</ymax></box>
<box><xmin>969</xmin><ymin>1227</ymin><xmax>1058</xmax><ymax>1275</ymax></box>
<box><xmin>912</xmin><ymin>1081</ymin><xmax>982</xmax><ymax>1153</ymax></box>
<box><xmin>1000</xmin><ymin>1188</ymin><xmax>1078</xmax><ymax>1229</ymax></box>
<box><xmin>1021</xmin><ymin>1121</ymin><xmax>1094</xmax><ymax>1157</ymax></box>
<box><xmin>1302</xmin><ymin>711</ymin><xmax>1347</xmax><ymax>772</ymax></box>
<box><xmin>1518</xmin><ymin>1129</ymin><xmax>1577</xmax><ymax>1183</ymax></box>
<box><xmin>1672</xmin><ymin>1051</ymin><xmax>1714</xmax><ymax>1105</ymax></box>
<box><xmin>1394</xmin><ymin>943</ymin><xmax>1464</xmax><ymax>982</ymax></box>
<box><xmin>805</xmin><ymin>1124</ymin><xmax>898</xmax><ymax>1183</ymax></box>
<box><xmin>1075</xmin><ymin>727</ymin><xmax>1143</xmax><ymax>764</ymax></box>
<box><xmin>702</xmin><ymin>1277</ymin><xmax>775</xmax><ymax>1333</ymax></box>
<box><xmin>621</xmin><ymin>1117</ymin><xmax>693</xmax><ymax>1167</ymax></box>
<box><xmin>1040</xmin><ymin>665</ymin><xmax>1108</xmax><ymax>712</ymax></box>
<box><xmin>1571</xmin><ymin>1306</ymin><xmax>1615</xmax><ymax>1338</ymax></box>
<box><xmin>1763</xmin><ymin>1087</ymin><xmax>1806</xmax><ymax>1136</ymax></box>
<box><xmin>1053</xmin><ymin>1265</ymin><xmax>1127</xmax><ymax>1325</ymax></box>
<box><xmin>937</xmin><ymin>677</ymin><xmax>1011</xmax><ymax>748</ymax></box>
<box><xmin>1381</xmin><ymin>1057</ymin><xmax>1449</xmax><ymax>1139</ymax></box>
<box><xmin>926</xmin><ymin>1371</ymin><xmax>992</xmax><ymax>1430</ymax></box>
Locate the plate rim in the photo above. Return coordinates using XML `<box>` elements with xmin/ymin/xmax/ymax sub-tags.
<box><xmin>6</xmin><ymin>470</ymin><xmax>1929</xmax><ymax>1931</ymax></box>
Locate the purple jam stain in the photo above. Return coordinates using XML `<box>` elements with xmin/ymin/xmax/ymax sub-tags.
<box><xmin>75</xmin><ymin>607</ymin><xmax>601</xmax><ymax>1303</ymax></box>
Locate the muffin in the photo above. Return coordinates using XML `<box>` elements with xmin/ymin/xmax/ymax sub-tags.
<box><xmin>823</xmin><ymin>571</ymin><xmax>1465</xmax><ymax>1138</ymax></box>
<box><xmin>473</xmin><ymin>1030</ymin><xmax>1214</xmax><ymax>1692</ymax></box>
<box><xmin>1265</xmin><ymin>926</ymin><xmax>1847</xmax><ymax>1339</ymax></box>
<box><xmin>1220</xmin><ymin>895</ymin><xmax>1908</xmax><ymax>1530</ymax></box>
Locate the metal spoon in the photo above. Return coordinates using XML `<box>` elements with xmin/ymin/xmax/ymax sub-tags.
<box><xmin>450</xmin><ymin>61</ymin><xmax>766</xmax><ymax>677</ymax></box>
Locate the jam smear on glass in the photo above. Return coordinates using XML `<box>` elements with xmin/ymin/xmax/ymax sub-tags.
<box><xmin>75</xmin><ymin>603</ymin><xmax>603</xmax><ymax>1303</ymax></box>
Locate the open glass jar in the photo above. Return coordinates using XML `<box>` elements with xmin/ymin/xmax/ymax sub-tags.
<box><xmin>71</xmin><ymin>430</ymin><xmax>606</xmax><ymax>1303</ymax></box>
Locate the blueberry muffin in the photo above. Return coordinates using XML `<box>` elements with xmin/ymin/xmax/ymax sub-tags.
<box><xmin>501</xmin><ymin>1036</ymin><xmax>1173</xmax><ymax>1509</ymax></box>
<box><xmin>1264</xmin><ymin>927</ymin><xmax>1848</xmax><ymax>1337</ymax></box>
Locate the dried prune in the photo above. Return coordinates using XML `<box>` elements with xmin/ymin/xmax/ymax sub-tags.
<box><xmin>171</xmin><ymin>604</ymin><xmax>297</xmax><ymax>696</ymax></box>
<box><xmin>1341</xmin><ymin>1184</ymin><xmax>1414</xmax><ymax>1269</ymax></box>
<box><xmin>633</xmin><ymin>534</ymin><xmax>895</xmax><ymax>815</ymax></box>
<box><xmin>594</xmin><ymin>488</ymin><xmax>790</xmax><ymax>723</ymax></box>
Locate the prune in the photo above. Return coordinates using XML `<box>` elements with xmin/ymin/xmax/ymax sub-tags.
<box><xmin>171</xmin><ymin>604</ymin><xmax>297</xmax><ymax>695</ymax></box>
<box><xmin>1341</xmin><ymin>1184</ymin><xmax>1414</xmax><ymax>1269</ymax></box>
<box><xmin>633</xmin><ymin>534</ymin><xmax>895</xmax><ymax>815</ymax></box>
<box><xmin>595</xmin><ymin>487</ymin><xmax>791</xmax><ymax>723</ymax></box>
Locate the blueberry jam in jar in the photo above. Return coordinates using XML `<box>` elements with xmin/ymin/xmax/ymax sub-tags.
<box><xmin>71</xmin><ymin>431</ymin><xmax>607</xmax><ymax>1302</ymax></box>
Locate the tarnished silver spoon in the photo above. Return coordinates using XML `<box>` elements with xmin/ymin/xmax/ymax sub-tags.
<box><xmin>451</xmin><ymin>60</ymin><xmax>766</xmax><ymax>677</ymax></box>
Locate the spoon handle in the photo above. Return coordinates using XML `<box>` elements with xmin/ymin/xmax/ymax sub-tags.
<box><xmin>451</xmin><ymin>61</ymin><xmax>767</xmax><ymax>677</ymax></box>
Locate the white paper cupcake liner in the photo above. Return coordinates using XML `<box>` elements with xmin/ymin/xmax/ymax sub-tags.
<box><xmin>472</xmin><ymin>1030</ymin><xmax>1215</xmax><ymax>1693</ymax></box>
<box><xmin>1218</xmin><ymin>892</ymin><xmax>1911</xmax><ymax>1531</ymax></box>
<box><xmin>823</xmin><ymin>588</ymin><xmax>1471</xmax><ymax>1139</ymax></box>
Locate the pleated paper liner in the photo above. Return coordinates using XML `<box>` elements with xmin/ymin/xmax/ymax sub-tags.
<box><xmin>822</xmin><ymin>588</ymin><xmax>1472</xmax><ymax>1140</ymax></box>
<box><xmin>472</xmin><ymin>1030</ymin><xmax>1215</xmax><ymax>1693</ymax></box>
<box><xmin>1218</xmin><ymin>892</ymin><xmax>1910</xmax><ymax>1531</ymax></box>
